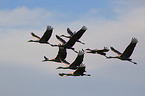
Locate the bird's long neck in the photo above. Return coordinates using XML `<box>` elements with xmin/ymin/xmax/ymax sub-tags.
<box><xmin>28</xmin><ymin>40</ymin><xmax>39</xmax><ymax>42</ymax></box>
<box><xmin>57</xmin><ymin>67</ymin><xmax>69</xmax><ymax>69</ymax></box>
<box><xmin>106</xmin><ymin>56</ymin><xmax>119</xmax><ymax>59</ymax></box>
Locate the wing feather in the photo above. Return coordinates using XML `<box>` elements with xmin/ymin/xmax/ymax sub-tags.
<box><xmin>40</xmin><ymin>26</ymin><xmax>53</xmax><ymax>42</ymax></box>
<box><xmin>56</xmin><ymin>35</ymin><xmax>66</xmax><ymax>44</ymax></box>
<box><xmin>30</xmin><ymin>32</ymin><xmax>40</xmax><ymax>40</ymax></box>
<box><xmin>67</xmin><ymin>28</ymin><xmax>74</xmax><ymax>36</ymax></box>
<box><xmin>70</xmin><ymin>51</ymin><xmax>84</xmax><ymax>67</ymax></box>
<box><xmin>110</xmin><ymin>47</ymin><xmax>122</xmax><ymax>55</ymax></box>
<box><xmin>65</xmin><ymin>26</ymin><xmax>87</xmax><ymax>47</ymax></box>
<box><xmin>73</xmin><ymin>66</ymin><xmax>85</xmax><ymax>75</ymax></box>
<box><xmin>60</xmin><ymin>60</ymin><xmax>70</xmax><ymax>65</ymax></box>
<box><xmin>121</xmin><ymin>38</ymin><xmax>138</xmax><ymax>57</ymax></box>
<box><xmin>55</xmin><ymin>46</ymin><xmax>67</xmax><ymax>61</ymax></box>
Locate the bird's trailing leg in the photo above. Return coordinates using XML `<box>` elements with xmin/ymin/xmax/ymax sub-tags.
<box><xmin>77</xmin><ymin>40</ymin><xmax>85</xmax><ymax>45</ymax></box>
<box><xmin>129</xmin><ymin>60</ymin><xmax>137</xmax><ymax>64</ymax></box>
<box><xmin>83</xmin><ymin>74</ymin><xmax>91</xmax><ymax>76</ymax></box>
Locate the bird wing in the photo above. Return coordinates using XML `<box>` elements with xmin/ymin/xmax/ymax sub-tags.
<box><xmin>65</xmin><ymin>26</ymin><xmax>87</xmax><ymax>47</ymax></box>
<box><xmin>40</xmin><ymin>26</ymin><xmax>53</xmax><ymax>42</ymax></box>
<box><xmin>73</xmin><ymin>66</ymin><xmax>86</xmax><ymax>75</ymax></box>
<box><xmin>54</xmin><ymin>46</ymin><xmax>67</xmax><ymax>61</ymax></box>
<box><xmin>70</xmin><ymin>50</ymin><xmax>84</xmax><ymax>67</ymax></box>
<box><xmin>110</xmin><ymin>47</ymin><xmax>122</xmax><ymax>55</ymax></box>
<box><xmin>30</xmin><ymin>32</ymin><xmax>40</xmax><ymax>40</ymax></box>
<box><xmin>67</xmin><ymin>28</ymin><xmax>74</xmax><ymax>36</ymax></box>
<box><xmin>60</xmin><ymin>59</ymin><xmax>70</xmax><ymax>65</ymax></box>
<box><xmin>121</xmin><ymin>38</ymin><xmax>138</xmax><ymax>57</ymax></box>
<box><xmin>56</xmin><ymin>35</ymin><xmax>66</xmax><ymax>44</ymax></box>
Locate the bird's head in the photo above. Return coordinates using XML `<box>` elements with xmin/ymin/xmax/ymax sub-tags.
<box><xmin>59</xmin><ymin>73</ymin><xmax>66</xmax><ymax>77</ymax></box>
<box><xmin>56</xmin><ymin>67</ymin><xmax>63</xmax><ymax>69</ymax></box>
<box><xmin>42</xmin><ymin>56</ymin><xmax>49</xmax><ymax>62</ymax></box>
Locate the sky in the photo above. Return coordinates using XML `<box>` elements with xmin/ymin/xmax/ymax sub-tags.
<box><xmin>0</xmin><ymin>0</ymin><xmax>145</xmax><ymax>96</ymax></box>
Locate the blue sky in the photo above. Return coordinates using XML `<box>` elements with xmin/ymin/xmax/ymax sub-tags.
<box><xmin>0</xmin><ymin>0</ymin><xmax>145</xmax><ymax>96</ymax></box>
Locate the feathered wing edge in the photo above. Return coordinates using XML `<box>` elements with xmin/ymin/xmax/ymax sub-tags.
<box><xmin>30</xmin><ymin>32</ymin><xmax>40</xmax><ymax>40</ymax></box>
<box><xmin>110</xmin><ymin>47</ymin><xmax>122</xmax><ymax>56</ymax></box>
<box><xmin>56</xmin><ymin>35</ymin><xmax>66</xmax><ymax>44</ymax></box>
<box><xmin>67</xmin><ymin>28</ymin><xmax>74</xmax><ymax>36</ymax></box>
<box><xmin>121</xmin><ymin>38</ymin><xmax>138</xmax><ymax>58</ymax></box>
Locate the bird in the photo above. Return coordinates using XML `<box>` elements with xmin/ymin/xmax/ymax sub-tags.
<box><xmin>60</xmin><ymin>27</ymin><xmax>85</xmax><ymax>44</ymax></box>
<box><xmin>56</xmin><ymin>49</ymin><xmax>85</xmax><ymax>70</ymax></box>
<box><xmin>42</xmin><ymin>46</ymin><xmax>69</xmax><ymax>64</ymax></box>
<box><xmin>52</xmin><ymin>26</ymin><xmax>87</xmax><ymax>52</ymax></box>
<box><xmin>59</xmin><ymin>64</ymin><xmax>91</xmax><ymax>77</ymax></box>
<box><xmin>85</xmin><ymin>47</ymin><xmax>109</xmax><ymax>57</ymax></box>
<box><xmin>28</xmin><ymin>25</ymin><xmax>54</xmax><ymax>46</ymax></box>
<box><xmin>106</xmin><ymin>38</ymin><xmax>138</xmax><ymax>64</ymax></box>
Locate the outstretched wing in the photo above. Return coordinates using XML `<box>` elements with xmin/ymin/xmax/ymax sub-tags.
<box><xmin>110</xmin><ymin>47</ymin><xmax>122</xmax><ymax>56</ymax></box>
<box><xmin>73</xmin><ymin>65</ymin><xmax>86</xmax><ymax>76</ymax></box>
<box><xmin>65</xmin><ymin>26</ymin><xmax>87</xmax><ymax>47</ymax></box>
<box><xmin>54</xmin><ymin>46</ymin><xmax>67</xmax><ymax>61</ymax></box>
<box><xmin>56</xmin><ymin>35</ymin><xmax>66</xmax><ymax>44</ymax></box>
<box><xmin>67</xmin><ymin>28</ymin><xmax>74</xmax><ymax>36</ymax></box>
<box><xmin>31</xmin><ymin>32</ymin><xmax>40</xmax><ymax>40</ymax></box>
<box><xmin>121</xmin><ymin>38</ymin><xmax>138</xmax><ymax>57</ymax></box>
<box><xmin>70</xmin><ymin>50</ymin><xmax>84</xmax><ymax>67</ymax></box>
<box><xmin>40</xmin><ymin>25</ymin><xmax>53</xmax><ymax>42</ymax></box>
<box><xmin>60</xmin><ymin>59</ymin><xmax>70</xmax><ymax>65</ymax></box>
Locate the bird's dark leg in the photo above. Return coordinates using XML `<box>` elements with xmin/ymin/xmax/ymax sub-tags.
<box><xmin>129</xmin><ymin>60</ymin><xmax>137</xmax><ymax>64</ymax></box>
<box><xmin>77</xmin><ymin>40</ymin><xmax>85</xmax><ymax>45</ymax></box>
<box><xmin>84</xmin><ymin>74</ymin><xmax>91</xmax><ymax>76</ymax></box>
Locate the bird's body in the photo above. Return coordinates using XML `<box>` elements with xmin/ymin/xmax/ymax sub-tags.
<box><xmin>54</xmin><ymin>26</ymin><xmax>87</xmax><ymax>52</ymax></box>
<box><xmin>85</xmin><ymin>47</ymin><xmax>109</xmax><ymax>57</ymax></box>
<box><xmin>28</xmin><ymin>25</ymin><xmax>54</xmax><ymax>45</ymax></box>
<box><xmin>59</xmin><ymin>64</ymin><xmax>91</xmax><ymax>77</ymax></box>
<box><xmin>107</xmin><ymin>38</ymin><xmax>138</xmax><ymax>64</ymax></box>
<box><xmin>42</xmin><ymin>46</ymin><xmax>69</xmax><ymax>64</ymax></box>
<box><xmin>57</xmin><ymin>50</ymin><xmax>85</xmax><ymax>70</ymax></box>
